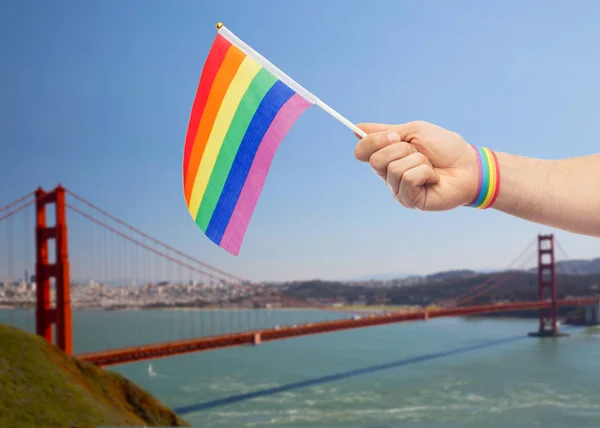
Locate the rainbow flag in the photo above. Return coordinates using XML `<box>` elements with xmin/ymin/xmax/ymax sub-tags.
<box><xmin>182</xmin><ymin>24</ymin><xmax>363</xmax><ymax>256</ymax></box>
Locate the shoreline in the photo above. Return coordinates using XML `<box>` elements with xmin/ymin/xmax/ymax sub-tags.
<box><xmin>0</xmin><ymin>305</ymin><xmax>322</xmax><ymax>311</ymax></box>
<box><xmin>0</xmin><ymin>304</ymin><xmax>580</xmax><ymax>321</ymax></box>
<box><xmin>0</xmin><ymin>305</ymin><xmax>584</xmax><ymax>326</ymax></box>
<box><xmin>159</xmin><ymin>306</ymin><xmax>320</xmax><ymax>311</ymax></box>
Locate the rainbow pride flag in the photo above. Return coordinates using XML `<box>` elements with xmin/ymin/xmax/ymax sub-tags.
<box><xmin>183</xmin><ymin>24</ymin><xmax>363</xmax><ymax>255</ymax></box>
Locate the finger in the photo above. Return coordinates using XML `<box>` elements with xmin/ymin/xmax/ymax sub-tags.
<box><xmin>397</xmin><ymin>164</ymin><xmax>440</xmax><ymax>209</ymax></box>
<box><xmin>387</xmin><ymin>152</ymin><xmax>431</xmax><ymax>195</ymax></box>
<box><xmin>355</xmin><ymin>123</ymin><xmax>394</xmax><ymax>136</ymax></box>
<box><xmin>354</xmin><ymin>130</ymin><xmax>402</xmax><ymax>162</ymax></box>
<box><xmin>353</xmin><ymin>124</ymin><xmax>373</xmax><ymax>139</ymax></box>
<box><xmin>357</xmin><ymin>121</ymin><xmax>424</xmax><ymax>142</ymax></box>
<box><xmin>368</xmin><ymin>142</ymin><xmax>416</xmax><ymax>179</ymax></box>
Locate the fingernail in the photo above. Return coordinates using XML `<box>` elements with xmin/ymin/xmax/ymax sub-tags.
<box><xmin>387</xmin><ymin>131</ymin><xmax>400</xmax><ymax>142</ymax></box>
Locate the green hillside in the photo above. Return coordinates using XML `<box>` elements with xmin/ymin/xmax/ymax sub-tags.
<box><xmin>0</xmin><ymin>323</ymin><xmax>189</xmax><ymax>427</ymax></box>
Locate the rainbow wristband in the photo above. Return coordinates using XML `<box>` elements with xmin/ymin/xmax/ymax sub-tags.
<box><xmin>466</xmin><ymin>145</ymin><xmax>500</xmax><ymax>209</ymax></box>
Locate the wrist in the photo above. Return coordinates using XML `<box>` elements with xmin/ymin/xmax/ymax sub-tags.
<box><xmin>490</xmin><ymin>152</ymin><xmax>551</xmax><ymax>215</ymax></box>
<box><xmin>464</xmin><ymin>145</ymin><xmax>501</xmax><ymax>209</ymax></box>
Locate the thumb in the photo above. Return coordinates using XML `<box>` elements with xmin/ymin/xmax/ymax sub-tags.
<box><xmin>354</xmin><ymin>123</ymin><xmax>395</xmax><ymax>139</ymax></box>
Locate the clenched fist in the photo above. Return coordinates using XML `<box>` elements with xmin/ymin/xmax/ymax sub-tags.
<box><xmin>354</xmin><ymin>121</ymin><xmax>479</xmax><ymax>211</ymax></box>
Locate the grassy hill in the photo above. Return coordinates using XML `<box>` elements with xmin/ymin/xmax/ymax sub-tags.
<box><xmin>0</xmin><ymin>323</ymin><xmax>189</xmax><ymax>427</ymax></box>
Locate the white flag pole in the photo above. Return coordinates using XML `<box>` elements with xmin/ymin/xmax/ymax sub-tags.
<box><xmin>216</xmin><ymin>22</ymin><xmax>367</xmax><ymax>138</ymax></box>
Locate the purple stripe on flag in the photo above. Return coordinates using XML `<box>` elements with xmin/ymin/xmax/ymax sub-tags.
<box><xmin>219</xmin><ymin>93</ymin><xmax>311</xmax><ymax>255</ymax></box>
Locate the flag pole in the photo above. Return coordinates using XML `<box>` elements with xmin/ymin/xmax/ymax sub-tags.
<box><xmin>215</xmin><ymin>22</ymin><xmax>367</xmax><ymax>138</ymax></box>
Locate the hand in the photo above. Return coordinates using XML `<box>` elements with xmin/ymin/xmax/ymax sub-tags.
<box><xmin>354</xmin><ymin>121</ymin><xmax>478</xmax><ymax>211</ymax></box>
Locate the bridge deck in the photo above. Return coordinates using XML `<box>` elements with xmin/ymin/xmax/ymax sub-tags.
<box><xmin>78</xmin><ymin>298</ymin><xmax>598</xmax><ymax>367</ymax></box>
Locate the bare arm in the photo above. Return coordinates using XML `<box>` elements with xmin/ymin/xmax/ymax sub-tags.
<box><xmin>493</xmin><ymin>152</ymin><xmax>600</xmax><ymax>237</ymax></box>
<box><xmin>354</xmin><ymin>121</ymin><xmax>600</xmax><ymax>239</ymax></box>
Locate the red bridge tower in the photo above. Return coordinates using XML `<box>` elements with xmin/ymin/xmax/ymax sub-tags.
<box><xmin>35</xmin><ymin>185</ymin><xmax>73</xmax><ymax>354</ymax></box>
<box><xmin>529</xmin><ymin>234</ymin><xmax>567</xmax><ymax>337</ymax></box>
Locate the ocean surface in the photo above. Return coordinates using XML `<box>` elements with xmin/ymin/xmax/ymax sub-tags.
<box><xmin>2</xmin><ymin>308</ymin><xmax>600</xmax><ymax>427</ymax></box>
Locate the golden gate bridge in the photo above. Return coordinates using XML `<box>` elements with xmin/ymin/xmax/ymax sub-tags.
<box><xmin>0</xmin><ymin>185</ymin><xmax>598</xmax><ymax>367</ymax></box>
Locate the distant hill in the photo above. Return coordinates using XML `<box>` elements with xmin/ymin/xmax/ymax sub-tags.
<box><xmin>344</xmin><ymin>273</ymin><xmax>411</xmax><ymax>282</ymax></box>
<box><xmin>526</xmin><ymin>258</ymin><xmax>600</xmax><ymax>276</ymax></box>
<box><xmin>280</xmin><ymin>271</ymin><xmax>600</xmax><ymax>307</ymax></box>
<box><xmin>343</xmin><ymin>269</ymin><xmax>496</xmax><ymax>283</ymax></box>
<box><xmin>425</xmin><ymin>269</ymin><xmax>477</xmax><ymax>282</ymax></box>
<box><xmin>0</xmin><ymin>323</ymin><xmax>189</xmax><ymax>427</ymax></box>
<box><xmin>329</xmin><ymin>257</ymin><xmax>600</xmax><ymax>287</ymax></box>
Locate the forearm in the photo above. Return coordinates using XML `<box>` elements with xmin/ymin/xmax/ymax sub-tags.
<box><xmin>492</xmin><ymin>152</ymin><xmax>600</xmax><ymax>236</ymax></box>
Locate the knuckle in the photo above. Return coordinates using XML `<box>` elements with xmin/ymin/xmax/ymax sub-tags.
<box><xmin>411</xmin><ymin>120</ymin><xmax>428</xmax><ymax>132</ymax></box>
<box><xmin>413</xmin><ymin>152</ymin><xmax>428</xmax><ymax>164</ymax></box>
<box><xmin>396</xmin><ymin>194</ymin><xmax>408</xmax><ymax>208</ymax></box>
<box><xmin>398</xmin><ymin>141</ymin><xmax>414</xmax><ymax>157</ymax></box>
<box><xmin>388</xmin><ymin>161</ymin><xmax>404</xmax><ymax>178</ymax></box>
<box><xmin>368</xmin><ymin>151</ymin><xmax>378</xmax><ymax>166</ymax></box>
<box><xmin>399</xmin><ymin>191</ymin><xmax>415</xmax><ymax>208</ymax></box>
<box><xmin>354</xmin><ymin>142</ymin><xmax>369</xmax><ymax>161</ymax></box>
<box><xmin>400</xmin><ymin>121</ymin><xmax>427</xmax><ymax>141</ymax></box>
<box><xmin>368</xmin><ymin>153</ymin><xmax>383</xmax><ymax>171</ymax></box>
<box><xmin>404</xmin><ymin>169</ymin><xmax>420</xmax><ymax>186</ymax></box>
<box><xmin>355</xmin><ymin>133</ymin><xmax>387</xmax><ymax>162</ymax></box>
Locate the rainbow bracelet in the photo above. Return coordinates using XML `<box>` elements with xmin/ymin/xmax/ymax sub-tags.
<box><xmin>466</xmin><ymin>145</ymin><xmax>500</xmax><ymax>209</ymax></box>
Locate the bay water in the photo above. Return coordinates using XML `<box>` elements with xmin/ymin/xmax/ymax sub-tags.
<box><xmin>2</xmin><ymin>308</ymin><xmax>599</xmax><ymax>427</ymax></box>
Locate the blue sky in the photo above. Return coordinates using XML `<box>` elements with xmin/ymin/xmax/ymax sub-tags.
<box><xmin>2</xmin><ymin>1</ymin><xmax>600</xmax><ymax>282</ymax></box>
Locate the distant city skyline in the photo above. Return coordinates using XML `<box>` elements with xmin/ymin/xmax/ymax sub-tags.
<box><xmin>2</xmin><ymin>1</ymin><xmax>600</xmax><ymax>282</ymax></box>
